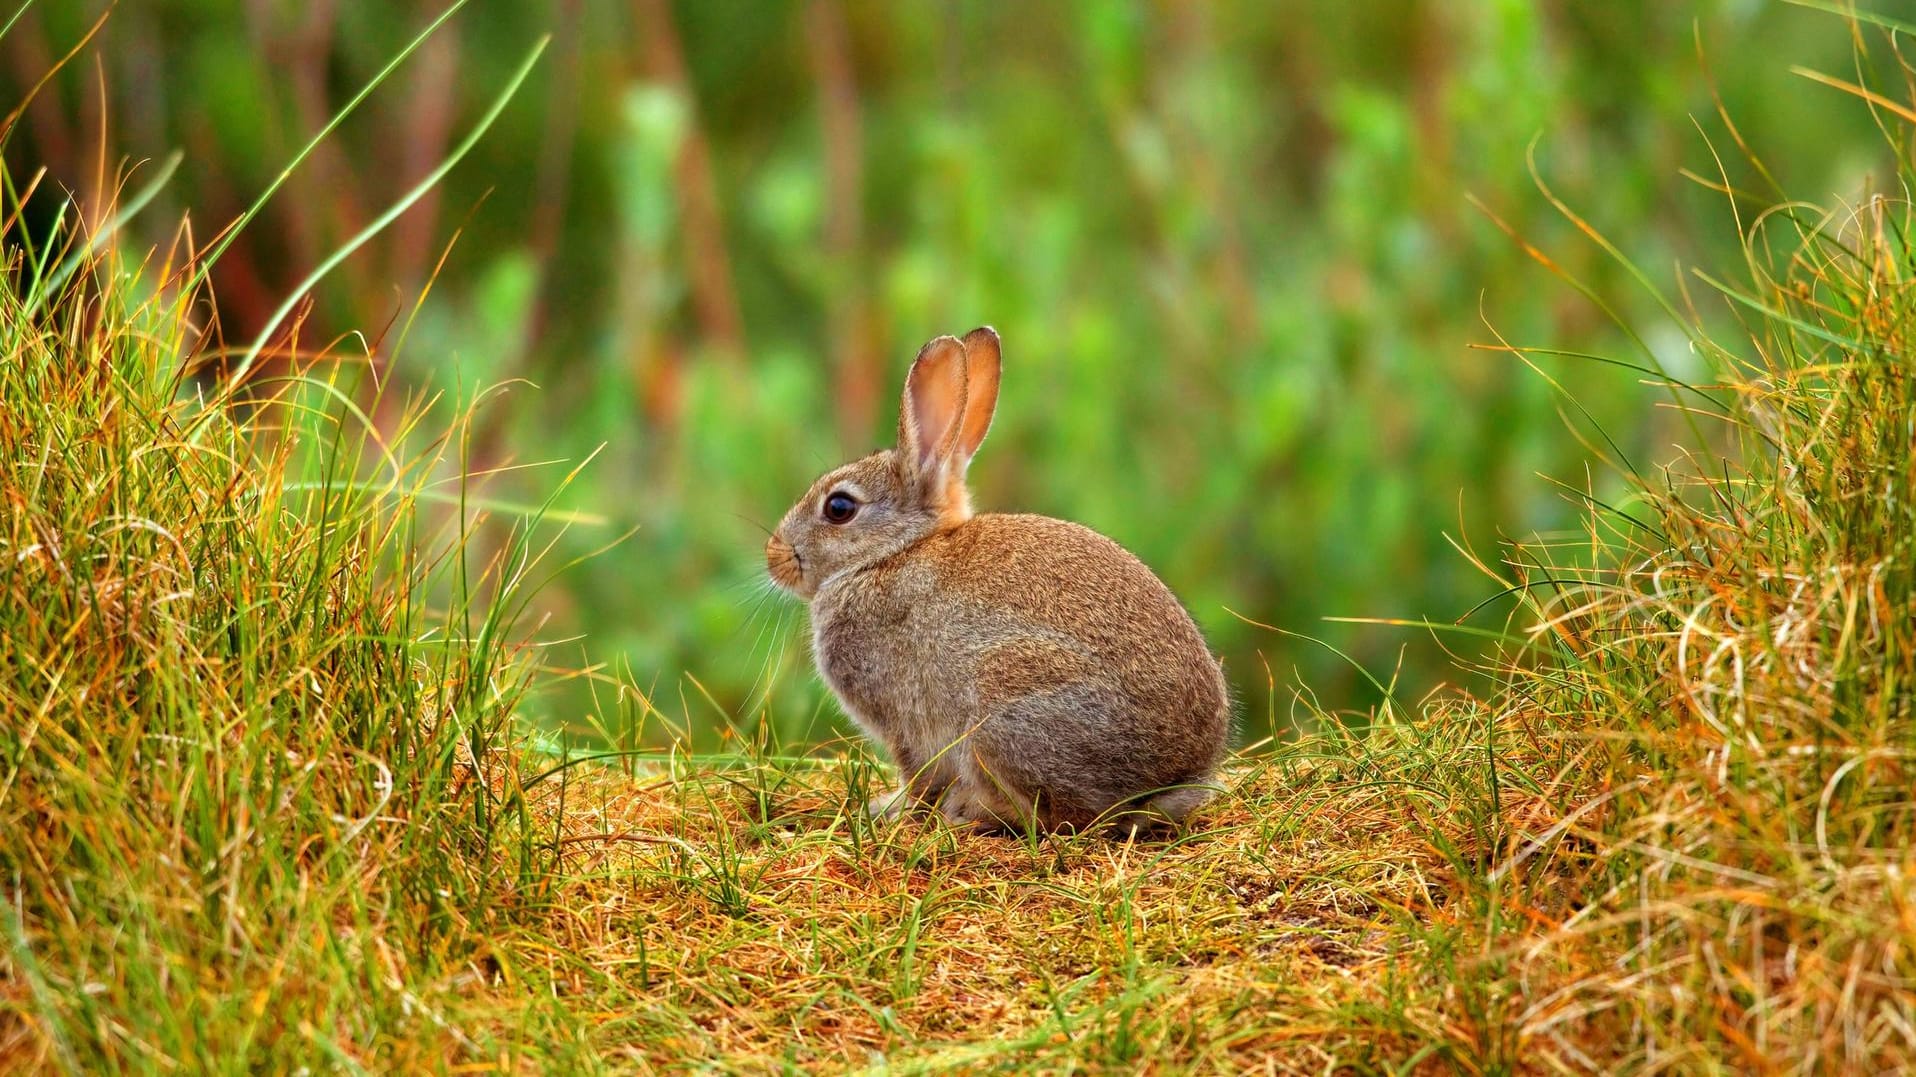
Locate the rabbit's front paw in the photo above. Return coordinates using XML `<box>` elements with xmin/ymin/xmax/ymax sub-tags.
<box><xmin>867</xmin><ymin>786</ymin><xmax>915</xmax><ymax>820</ymax></box>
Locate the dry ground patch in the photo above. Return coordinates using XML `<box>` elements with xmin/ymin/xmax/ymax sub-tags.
<box><xmin>464</xmin><ymin>729</ymin><xmax>1588</xmax><ymax>1072</ymax></box>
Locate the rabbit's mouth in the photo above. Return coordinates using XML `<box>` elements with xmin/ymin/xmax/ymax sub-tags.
<box><xmin>765</xmin><ymin>535</ymin><xmax>807</xmax><ymax>595</ymax></box>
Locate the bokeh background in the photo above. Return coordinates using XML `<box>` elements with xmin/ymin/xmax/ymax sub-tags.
<box><xmin>6</xmin><ymin>1</ymin><xmax>1890</xmax><ymax>748</ymax></box>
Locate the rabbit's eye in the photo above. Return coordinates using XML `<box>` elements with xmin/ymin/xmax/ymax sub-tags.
<box><xmin>822</xmin><ymin>492</ymin><xmax>859</xmax><ymax>524</ymax></box>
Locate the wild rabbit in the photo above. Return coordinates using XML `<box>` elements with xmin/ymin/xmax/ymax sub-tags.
<box><xmin>766</xmin><ymin>327</ymin><xmax>1230</xmax><ymax>834</ymax></box>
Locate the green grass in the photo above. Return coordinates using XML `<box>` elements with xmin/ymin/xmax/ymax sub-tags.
<box><xmin>0</xmin><ymin>203</ymin><xmax>586</xmax><ymax>1068</ymax></box>
<box><xmin>5</xmin><ymin>13</ymin><xmax>1916</xmax><ymax>1077</ymax></box>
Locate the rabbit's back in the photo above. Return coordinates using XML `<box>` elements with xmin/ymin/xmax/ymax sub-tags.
<box><xmin>932</xmin><ymin>515</ymin><xmax>1223</xmax><ymax>710</ymax></box>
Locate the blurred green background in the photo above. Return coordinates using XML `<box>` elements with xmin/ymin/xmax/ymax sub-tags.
<box><xmin>6</xmin><ymin>1</ymin><xmax>1890</xmax><ymax>748</ymax></box>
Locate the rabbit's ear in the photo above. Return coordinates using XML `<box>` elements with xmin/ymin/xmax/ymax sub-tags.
<box><xmin>899</xmin><ymin>334</ymin><xmax>969</xmax><ymax>478</ymax></box>
<box><xmin>956</xmin><ymin>326</ymin><xmax>1001</xmax><ymax>461</ymax></box>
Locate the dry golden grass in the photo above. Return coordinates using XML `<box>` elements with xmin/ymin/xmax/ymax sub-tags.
<box><xmin>472</xmin><ymin>738</ymin><xmax>1537</xmax><ymax>1072</ymax></box>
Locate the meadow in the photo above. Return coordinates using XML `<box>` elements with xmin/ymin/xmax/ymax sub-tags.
<box><xmin>3</xmin><ymin>1</ymin><xmax>1915</xmax><ymax>1072</ymax></box>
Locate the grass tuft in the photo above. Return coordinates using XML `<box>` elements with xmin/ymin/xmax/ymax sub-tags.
<box><xmin>0</xmin><ymin>184</ymin><xmax>574</xmax><ymax>1070</ymax></box>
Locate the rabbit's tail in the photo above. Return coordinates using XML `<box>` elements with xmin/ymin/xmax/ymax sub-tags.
<box><xmin>1145</xmin><ymin>783</ymin><xmax>1215</xmax><ymax>822</ymax></box>
<box><xmin>1103</xmin><ymin>781</ymin><xmax>1218</xmax><ymax>837</ymax></box>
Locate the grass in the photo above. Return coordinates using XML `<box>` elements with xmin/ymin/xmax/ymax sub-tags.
<box><xmin>5</xmin><ymin>20</ymin><xmax>1916</xmax><ymax>1077</ymax></box>
<box><xmin>0</xmin><ymin>185</ymin><xmax>584</xmax><ymax>1068</ymax></box>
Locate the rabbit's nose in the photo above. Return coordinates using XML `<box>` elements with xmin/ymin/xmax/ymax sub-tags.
<box><xmin>765</xmin><ymin>535</ymin><xmax>803</xmax><ymax>590</ymax></box>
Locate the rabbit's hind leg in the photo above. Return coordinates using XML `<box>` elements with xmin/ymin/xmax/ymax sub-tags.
<box><xmin>938</xmin><ymin>758</ymin><xmax>1037</xmax><ymax>835</ymax></box>
<box><xmin>869</xmin><ymin>741</ymin><xmax>958</xmax><ymax>820</ymax></box>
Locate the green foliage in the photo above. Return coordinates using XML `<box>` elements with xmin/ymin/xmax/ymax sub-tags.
<box><xmin>8</xmin><ymin>2</ymin><xmax>1894</xmax><ymax>747</ymax></box>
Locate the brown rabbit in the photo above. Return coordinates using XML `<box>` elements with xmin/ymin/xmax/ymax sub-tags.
<box><xmin>766</xmin><ymin>327</ymin><xmax>1230</xmax><ymax>833</ymax></box>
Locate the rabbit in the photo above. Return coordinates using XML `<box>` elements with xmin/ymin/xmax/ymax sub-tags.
<box><xmin>765</xmin><ymin>326</ymin><xmax>1230</xmax><ymax>834</ymax></box>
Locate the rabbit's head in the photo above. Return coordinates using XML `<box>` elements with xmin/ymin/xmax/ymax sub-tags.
<box><xmin>766</xmin><ymin>327</ymin><xmax>1001</xmax><ymax>598</ymax></box>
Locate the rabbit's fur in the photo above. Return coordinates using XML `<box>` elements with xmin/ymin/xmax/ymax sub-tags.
<box><xmin>767</xmin><ymin>327</ymin><xmax>1229</xmax><ymax>834</ymax></box>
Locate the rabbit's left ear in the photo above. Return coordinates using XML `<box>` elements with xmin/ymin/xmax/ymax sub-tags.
<box><xmin>955</xmin><ymin>326</ymin><xmax>1001</xmax><ymax>463</ymax></box>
